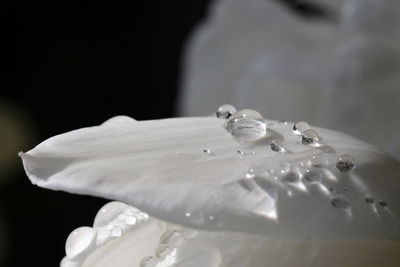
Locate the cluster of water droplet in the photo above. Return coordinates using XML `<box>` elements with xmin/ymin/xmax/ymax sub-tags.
<box><xmin>138</xmin><ymin>226</ymin><xmax>199</xmax><ymax>267</ymax></box>
<box><xmin>60</xmin><ymin>201</ymin><xmax>150</xmax><ymax>267</ymax></box>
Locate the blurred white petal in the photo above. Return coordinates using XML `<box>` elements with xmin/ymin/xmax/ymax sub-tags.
<box><xmin>180</xmin><ymin>0</ymin><xmax>400</xmax><ymax>158</ymax></box>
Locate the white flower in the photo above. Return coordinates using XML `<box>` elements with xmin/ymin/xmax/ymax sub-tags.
<box><xmin>20</xmin><ymin>109</ymin><xmax>400</xmax><ymax>267</ymax></box>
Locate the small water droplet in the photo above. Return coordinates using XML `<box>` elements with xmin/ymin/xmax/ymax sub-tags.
<box><xmin>93</xmin><ymin>201</ymin><xmax>128</xmax><ymax>228</ymax></box>
<box><xmin>139</xmin><ymin>256</ymin><xmax>156</xmax><ymax>267</ymax></box>
<box><xmin>245</xmin><ymin>169</ymin><xmax>255</xmax><ymax>179</ymax></box>
<box><xmin>303</xmin><ymin>169</ymin><xmax>323</xmax><ymax>183</ymax></box>
<box><xmin>185</xmin><ymin>212</ymin><xmax>191</xmax><ymax>217</ymax></box>
<box><xmin>301</xmin><ymin>129</ymin><xmax>321</xmax><ymax>145</ymax></box>
<box><xmin>237</xmin><ymin>150</ymin><xmax>244</xmax><ymax>155</ymax></box>
<box><xmin>331</xmin><ymin>197</ymin><xmax>350</xmax><ymax>209</ymax></box>
<box><xmin>226</xmin><ymin>109</ymin><xmax>266</xmax><ymax>142</ymax></box>
<box><xmin>293</xmin><ymin>121</ymin><xmax>310</xmax><ymax>135</ymax></box>
<box><xmin>216</xmin><ymin>104</ymin><xmax>237</xmax><ymax>119</ymax></box>
<box><xmin>160</xmin><ymin>230</ymin><xmax>184</xmax><ymax>247</ymax></box>
<box><xmin>65</xmin><ymin>227</ymin><xmax>97</xmax><ymax>260</ymax></box>
<box><xmin>270</xmin><ymin>142</ymin><xmax>285</xmax><ymax>152</ymax></box>
<box><xmin>336</xmin><ymin>154</ymin><xmax>356</xmax><ymax>172</ymax></box>
<box><xmin>203</xmin><ymin>148</ymin><xmax>212</xmax><ymax>154</ymax></box>
<box><xmin>365</xmin><ymin>195</ymin><xmax>375</xmax><ymax>204</ymax></box>
<box><xmin>282</xmin><ymin>172</ymin><xmax>300</xmax><ymax>183</ymax></box>
<box><xmin>379</xmin><ymin>200</ymin><xmax>388</xmax><ymax>207</ymax></box>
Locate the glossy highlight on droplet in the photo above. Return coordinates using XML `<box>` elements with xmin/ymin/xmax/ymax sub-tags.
<box><xmin>293</xmin><ymin>121</ymin><xmax>310</xmax><ymax>135</ymax></box>
<box><xmin>216</xmin><ymin>104</ymin><xmax>237</xmax><ymax>119</ymax></box>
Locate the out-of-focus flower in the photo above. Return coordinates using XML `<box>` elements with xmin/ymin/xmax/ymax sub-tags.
<box><xmin>179</xmin><ymin>0</ymin><xmax>400</xmax><ymax>158</ymax></box>
<box><xmin>20</xmin><ymin>110</ymin><xmax>400</xmax><ymax>266</ymax></box>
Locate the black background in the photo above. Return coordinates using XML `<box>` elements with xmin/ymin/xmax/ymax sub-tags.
<box><xmin>0</xmin><ymin>1</ymin><xmax>209</xmax><ymax>266</ymax></box>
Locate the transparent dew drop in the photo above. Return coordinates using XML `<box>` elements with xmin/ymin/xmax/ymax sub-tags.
<box><xmin>65</xmin><ymin>227</ymin><xmax>97</xmax><ymax>260</ymax></box>
<box><xmin>293</xmin><ymin>121</ymin><xmax>310</xmax><ymax>135</ymax></box>
<box><xmin>379</xmin><ymin>200</ymin><xmax>388</xmax><ymax>207</ymax></box>
<box><xmin>365</xmin><ymin>195</ymin><xmax>375</xmax><ymax>204</ymax></box>
<box><xmin>139</xmin><ymin>256</ymin><xmax>156</xmax><ymax>267</ymax></box>
<box><xmin>93</xmin><ymin>201</ymin><xmax>128</xmax><ymax>228</ymax></box>
<box><xmin>160</xmin><ymin>229</ymin><xmax>184</xmax><ymax>247</ymax></box>
<box><xmin>216</xmin><ymin>104</ymin><xmax>237</xmax><ymax>119</ymax></box>
<box><xmin>281</xmin><ymin>172</ymin><xmax>300</xmax><ymax>183</ymax></box>
<box><xmin>225</xmin><ymin>109</ymin><xmax>266</xmax><ymax>142</ymax></box>
<box><xmin>301</xmin><ymin>129</ymin><xmax>321</xmax><ymax>145</ymax></box>
<box><xmin>303</xmin><ymin>169</ymin><xmax>323</xmax><ymax>183</ymax></box>
<box><xmin>331</xmin><ymin>197</ymin><xmax>350</xmax><ymax>209</ymax></box>
<box><xmin>336</xmin><ymin>154</ymin><xmax>356</xmax><ymax>172</ymax></box>
<box><xmin>203</xmin><ymin>148</ymin><xmax>212</xmax><ymax>154</ymax></box>
<box><xmin>270</xmin><ymin>142</ymin><xmax>285</xmax><ymax>152</ymax></box>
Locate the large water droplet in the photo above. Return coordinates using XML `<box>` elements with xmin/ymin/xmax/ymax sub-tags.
<box><xmin>293</xmin><ymin>121</ymin><xmax>310</xmax><ymax>135</ymax></box>
<box><xmin>303</xmin><ymin>169</ymin><xmax>323</xmax><ymax>183</ymax></box>
<box><xmin>65</xmin><ymin>227</ymin><xmax>97</xmax><ymax>260</ymax></box>
<box><xmin>336</xmin><ymin>154</ymin><xmax>356</xmax><ymax>172</ymax></box>
<box><xmin>160</xmin><ymin>229</ymin><xmax>184</xmax><ymax>247</ymax></box>
<box><xmin>301</xmin><ymin>129</ymin><xmax>321</xmax><ymax>145</ymax></box>
<box><xmin>216</xmin><ymin>104</ymin><xmax>237</xmax><ymax>119</ymax></box>
<box><xmin>93</xmin><ymin>201</ymin><xmax>128</xmax><ymax>228</ymax></box>
<box><xmin>331</xmin><ymin>197</ymin><xmax>350</xmax><ymax>209</ymax></box>
<box><xmin>225</xmin><ymin>109</ymin><xmax>266</xmax><ymax>142</ymax></box>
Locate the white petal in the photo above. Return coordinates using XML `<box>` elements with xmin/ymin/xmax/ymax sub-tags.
<box><xmin>20</xmin><ymin>116</ymin><xmax>400</xmax><ymax>241</ymax></box>
<box><xmin>66</xmin><ymin>202</ymin><xmax>400</xmax><ymax>267</ymax></box>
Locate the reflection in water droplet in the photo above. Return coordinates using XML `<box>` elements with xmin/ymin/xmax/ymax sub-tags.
<box><xmin>270</xmin><ymin>142</ymin><xmax>285</xmax><ymax>152</ymax></box>
<box><xmin>303</xmin><ymin>169</ymin><xmax>323</xmax><ymax>183</ymax></box>
<box><xmin>331</xmin><ymin>197</ymin><xmax>350</xmax><ymax>209</ymax></box>
<box><xmin>93</xmin><ymin>201</ymin><xmax>128</xmax><ymax>228</ymax></box>
<box><xmin>379</xmin><ymin>200</ymin><xmax>388</xmax><ymax>207</ymax></box>
<box><xmin>293</xmin><ymin>121</ymin><xmax>310</xmax><ymax>135</ymax></box>
<box><xmin>365</xmin><ymin>196</ymin><xmax>375</xmax><ymax>204</ymax></box>
<box><xmin>225</xmin><ymin>109</ymin><xmax>266</xmax><ymax>142</ymax></box>
<box><xmin>302</xmin><ymin>129</ymin><xmax>321</xmax><ymax>145</ymax></box>
<box><xmin>336</xmin><ymin>154</ymin><xmax>356</xmax><ymax>172</ymax></box>
<box><xmin>160</xmin><ymin>230</ymin><xmax>184</xmax><ymax>247</ymax></box>
<box><xmin>65</xmin><ymin>227</ymin><xmax>97</xmax><ymax>260</ymax></box>
<box><xmin>139</xmin><ymin>256</ymin><xmax>156</xmax><ymax>267</ymax></box>
<box><xmin>281</xmin><ymin>172</ymin><xmax>300</xmax><ymax>183</ymax></box>
<box><xmin>216</xmin><ymin>104</ymin><xmax>237</xmax><ymax>119</ymax></box>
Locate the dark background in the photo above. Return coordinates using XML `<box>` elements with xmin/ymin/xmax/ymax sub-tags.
<box><xmin>0</xmin><ymin>1</ymin><xmax>209</xmax><ymax>266</ymax></box>
<box><xmin>0</xmin><ymin>1</ymin><xmax>330</xmax><ymax>266</ymax></box>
